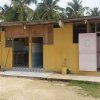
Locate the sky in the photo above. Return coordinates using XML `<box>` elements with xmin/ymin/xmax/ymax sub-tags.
<box><xmin>0</xmin><ymin>0</ymin><xmax>100</xmax><ymax>9</ymax></box>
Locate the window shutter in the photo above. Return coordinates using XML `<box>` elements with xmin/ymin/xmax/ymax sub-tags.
<box><xmin>43</xmin><ymin>25</ymin><xmax>53</xmax><ymax>44</ymax></box>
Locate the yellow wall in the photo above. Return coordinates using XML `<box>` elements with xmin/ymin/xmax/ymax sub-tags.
<box><xmin>0</xmin><ymin>43</ymin><xmax>1</xmax><ymax>66</ymax></box>
<box><xmin>0</xmin><ymin>24</ymin><xmax>100</xmax><ymax>76</ymax></box>
<box><xmin>43</xmin><ymin>23</ymin><xmax>79</xmax><ymax>73</ymax></box>
<box><xmin>0</xmin><ymin>31</ymin><xmax>12</xmax><ymax>70</ymax></box>
<box><xmin>43</xmin><ymin>23</ymin><xmax>100</xmax><ymax>76</ymax></box>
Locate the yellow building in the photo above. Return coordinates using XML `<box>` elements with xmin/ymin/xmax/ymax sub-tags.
<box><xmin>0</xmin><ymin>16</ymin><xmax>100</xmax><ymax>76</ymax></box>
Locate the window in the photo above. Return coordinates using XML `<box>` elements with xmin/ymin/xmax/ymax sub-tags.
<box><xmin>43</xmin><ymin>25</ymin><xmax>54</xmax><ymax>44</ymax></box>
<box><xmin>0</xmin><ymin>28</ymin><xmax>3</xmax><ymax>42</ymax></box>
<box><xmin>6</xmin><ymin>33</ymin><xmax>12</xmax><ymax>47</ymax></box>
<box><xmin>73</xmin><ymin>24</ymin><xmax>87</xmax><ymax>43</ymax></box>
<box><xmin>6</xmin><ymin>38</ymin><xmax>13</xmax><ymax>47</ymax></box>
<box><xmin>97</xmin><ymin>23</ymin><xmax>100</xmax><ymax>32</ymax></box>
<box><xmin>89</xmin><ymin>23</ymin><xmax>100</xmax><ymax>33</ymax></box>
<box><xmin>90</xmin><ymin>23</ymin><xmax>95</xmax><ymax>33</ymax></box>
<box><xmin>0</xmin><ymin>32</ymin><xmax>1</xmax><ymax>42</ymax></box>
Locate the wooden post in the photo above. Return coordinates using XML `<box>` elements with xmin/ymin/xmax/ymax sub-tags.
<box><xmin>95</xmin><ymin>22</ymin><xmax>97</xmax><ymax>33</ymax></box>
<box><xmin>29</xmin><ymin>36</ymin><xmax>32</xmax><ymax>69</ymax></box>
<box><xmin>87</xmin><ymin>22</ymin><xmax>90</xmax><ymax>33</ymax></box>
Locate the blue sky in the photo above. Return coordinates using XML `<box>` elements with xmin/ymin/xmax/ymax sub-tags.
<box><xmin>0</xmin><ymin>0</ymin><xmax>100</xmax><ymax>9</ymax></box>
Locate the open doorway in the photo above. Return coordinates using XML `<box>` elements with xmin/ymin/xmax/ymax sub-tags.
<box><xmin>32</xmin><ymin>37</ymin><xmax>43</xmax><ymax>69</ymax></box>
<box><xmin>97</xmin><ymin>33</ymin><xmax>100</xmax><ymax>71</ymax></box>
<box><xmin>13</xmin><ymin>38</ymin><xmax>29</xmax><ymax>67</ymax></box>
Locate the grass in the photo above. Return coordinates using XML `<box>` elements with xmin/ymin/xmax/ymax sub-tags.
<box><xmin>69</xmin><ymin>81</ymin><xmax>100</xmax><ymax>98</ymax></box>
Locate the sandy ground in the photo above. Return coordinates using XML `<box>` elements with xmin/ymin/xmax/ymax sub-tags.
<box><xmin>0</xmin><ymin>77</ymin><xmax>99</xmax><ymax>100</ymax></box>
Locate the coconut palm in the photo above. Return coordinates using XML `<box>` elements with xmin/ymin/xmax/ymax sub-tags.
<box><xmin>11</xmin><ymin>0</ymin><xmax>36</xmax><ymax>21</ymax></box>
<box><xmin>33</xmin><ymin>0</ymin><xmax>65</xmax><ymax>20</ymax></box>
<box><xmin>0</xmin><ymin>4</ymin><xmax>18</xmax><ymax>21</ymax></box>
<box><xmin>0</xmin><ymin>0</ymin><xmax>36</xmax><ymax>22</ymax></box>
<box><xmin>86</xmin><ymin>7</ymin><xmax>100</xmax><ymax>16</ymax></box>
<box><xmin>23</xmin><ymin>0</ymin><xmax>37</xmax><ymax>5</ymax></box>
<box><xmin>66</xmin><ymin>0</ymin><xmax>86</xmax><ymax>18</ymax></box>
<box><xmin>0</xmin><ymin>5</ymin><xmax>10</xmax><ymax>21</ymax></box>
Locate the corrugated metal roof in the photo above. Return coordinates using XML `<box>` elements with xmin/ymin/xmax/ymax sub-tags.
<box><xmin>64</xmin><ymin>16</ymin><xmax>100</xmax><ymax>23</ymax></box>
<box><xmin>0</xmin><ymin>16</ymin><xmax>100</xmax><ymax>26</ymax></box>
<box><xmin>0</xmin><ymin>20</ymin><xmax>57</xmax><ymax>26</ymax></box>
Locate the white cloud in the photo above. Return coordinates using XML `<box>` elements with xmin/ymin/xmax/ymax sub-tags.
<box><xmin>83</xmin><ymin>0</ymin><xmax>100</xmax><ymax>8</ymax></box>
<box><xmin>0</xmin><ymin>0</ymin><xmax>11</xmax><ymax>7</ymax></box>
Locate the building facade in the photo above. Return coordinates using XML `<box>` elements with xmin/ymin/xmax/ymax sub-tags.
<box><xmin>0</xmin><ymin>16</ymin><xmax>100</xmax><ymax>75</ymax></box>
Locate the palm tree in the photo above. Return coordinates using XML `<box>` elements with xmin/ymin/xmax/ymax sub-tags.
<box><xmin>0</xmin><ymin>4</ymin><xmax>18</xmax><ymax>21</ymax></box>
<box><xmin>11</xmin><ymin>0</ymin><xmax>36</xmax><ymax>21</ymax></box>
<box><xmin>0</xmin><ymin>0</ymin><xmax>36</xmax><ymax>22</ymax></box>
<box><xmin>33</xmin><ymin>0</ymin><xmax>65</xmax><ymax>20</ymax></box>
<box><xmin>86</xmin><ymin>7</ymin><xmax>100</xmax><ymax>16</ymax></box>
<box><xmin>0</xmin><ymin>5</ymin><xmax>10</xmax><ymax>21</ymax></box>
<box><xmin>66</xmin><ymin>0</ymin><xmax>86</xmax><ymax>18</ymax></box>
<box><xmin>23</xmin><ymin>0</ymin><xmax>37</xmax><ymax>5</ymax></box>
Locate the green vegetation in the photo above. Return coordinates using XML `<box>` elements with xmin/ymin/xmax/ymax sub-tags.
<box><xmin>33</xmin><ymin>0</ymin><xmax>65</xmax><ymax>20</ymax></box>
<box><xmin>86</xmin><ymin>7</ymin><xmax>100</xmax><ymax>16</ymax></box>
<box><xmin>66</xmin><ymin>0</ymin><xmax>87</xmax><ymax>18</ymax></box>
<box><xmin>0</xmin><ymin>0</ymin><xmax>100</xmax><ymax>21</ymax></box>
<box><xmin>70</xmin><ymin>81</ymin><xmax>100</xmax><ymax>98</ymax></box>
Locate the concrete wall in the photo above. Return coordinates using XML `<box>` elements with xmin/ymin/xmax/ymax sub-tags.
<box><xmin>0</xmin><ymin>24</ymin><xmax>100</xmax><ymax>76</ymax></box>
<box><xmin>43</xmin><ymin>23</ymin><xmax>79</xmax><ymax>73</ymax></box>
<box><xmin>0</xmin><ymin>32</ymin><xmax>12</xmax><ymax>70</ymax></box>
<box><xmin>0</xmin><ymin>42</ymin><xmax>1</xmax><ymax>66</ymax></box>
<box><xmin>43</xmin><ymin>23</ymin><xmax>100</xmax><ymax>75</ymax></box>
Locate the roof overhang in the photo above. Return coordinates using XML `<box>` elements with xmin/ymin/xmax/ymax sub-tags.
<box><xmin>0</xmin><ymin>20</ymin><xmax>58</xmax><ymax>27</ymax></box>
<box><xmin>0</xmin><ymin>16</ymin><xmax>100</xmax><ymax>27</ymax></box>
<box><xmin>64</xmin><ymin>16</ymin><xmax>100</xmax><ymax>23</ymax></box>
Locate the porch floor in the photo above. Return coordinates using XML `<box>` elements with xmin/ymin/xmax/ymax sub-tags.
<box><xmin>12</xmin><ymin>67</ymin><xmax>43</xmax><ymax>72</ymax></box>
<box><xmin>0</xmin><ymin>71</ymin><xmax>100</xmax><ymax>83</ymax></box>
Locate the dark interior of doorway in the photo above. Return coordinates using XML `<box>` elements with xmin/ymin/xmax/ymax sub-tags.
<box><xmin>32</xmin><ymin>37</ymin><xmax>43</xmax><ymax>68</ymax></box>
<box><xmin>97</xmin><ymin>33</ymin><xmax>100</xmax><ymax>71</ymax></box>
<box><xmin>13</xmin><ymin>38</ymin><xmax>29</xmax><ymax>67</ymax></box>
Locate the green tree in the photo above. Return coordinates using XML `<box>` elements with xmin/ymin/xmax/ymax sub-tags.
<box><xmin>0</xmin><ymin>0</ymin><xmax>36</xmax><ymax>21</ymax></box>
<box><xmin>11</xmin><ymin>0</ymin><xmax>37</xmax><ymax>21</ymax></box>
<box><xmin>66</xmin><ymin>0</ymin><xmax>86</xmax><ymax>18</ymax></box>
<box><xmin>33</xmin><ymin>0</ymin><xmax>66</xmax><ymax>20</ymax></box>
<box><xmin>86</xmin><ymin>7</ymin><xmax>100</xmax><ymax>16</ymax></box>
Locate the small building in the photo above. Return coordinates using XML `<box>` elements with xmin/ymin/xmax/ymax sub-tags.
<box><xmin>0</xmin><ymin>16</ymin><xmax>100</xmax><ymax>75</ymax></box>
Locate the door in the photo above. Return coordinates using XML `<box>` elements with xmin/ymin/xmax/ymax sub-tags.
<box><xmin>79</xmin><ymin>33</ymin><xmax>97</xmax><ymax>71</ymax></box>
<box><xmin>32</xmin><ymin>38</ymin><xmax>43</xmax><ymax>68</ymax></box>
<box><xmin>13</xmin><ymin>38</ymin><xmax>29</xmax><ymax>67</ymax></box>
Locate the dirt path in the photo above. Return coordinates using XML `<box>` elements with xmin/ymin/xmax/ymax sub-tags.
<box><xmin>0</xmin><ymin>77</ymin><xmax>99</xmax><ymax>100</ymax></box>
